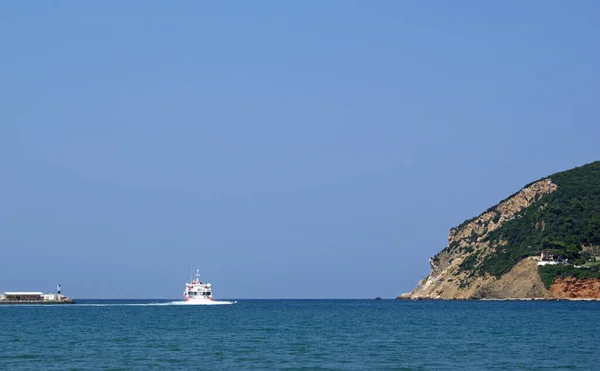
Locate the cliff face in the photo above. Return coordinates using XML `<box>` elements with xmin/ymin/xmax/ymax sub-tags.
<box><xmin>551</xmin><ymin>277</ymin><xmax>600</xmax><ymax>299</ymax></box>
<box><xmin>400</xmin><ymin>179</ymin><xmax>556</xmax><ymax>300</ymax></box>
<box><xmin>399</xmin><ymin>161</ymin><xmax>600</xmax><ymax>300</ymax></box>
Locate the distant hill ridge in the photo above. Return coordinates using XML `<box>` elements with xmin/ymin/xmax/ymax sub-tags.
<box><xmin>399</xmin><ymin>161</ymin><xmax>600</xmax><ymax>300</ymax></box>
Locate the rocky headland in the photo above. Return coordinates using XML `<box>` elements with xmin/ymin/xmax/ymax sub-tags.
<box><xmin>399</xmin><ymin>161</ymin><xmax>600</xmax><ymax>300</ymax></box>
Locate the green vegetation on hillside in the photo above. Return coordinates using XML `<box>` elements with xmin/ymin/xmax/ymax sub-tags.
<box><xmin>459</xmin><ymin>161</ymin><xmax>600</xmax><ymax>280</ymax></box>
<box><xmin>538</xmin><ymin>265</ymin><xmax>600</xmax><ymax>289</ymax></box>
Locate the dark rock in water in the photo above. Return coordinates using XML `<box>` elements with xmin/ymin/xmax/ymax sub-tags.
<box><xmin>374</xmin><ymin>297</ymin><xmax>382</xmax><ymax>300</ymax></box>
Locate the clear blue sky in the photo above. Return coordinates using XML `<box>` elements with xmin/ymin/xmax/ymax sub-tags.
<box><xmin>1</xmin><ymin>1</ymin><xmax>598</xmax><ymax>299</ymax></box>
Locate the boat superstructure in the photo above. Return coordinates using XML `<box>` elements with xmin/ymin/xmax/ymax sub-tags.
<box><xmin>184</xmin><ymin>269</ymin><xmax>213</xmax><ymax>302</ymax></box>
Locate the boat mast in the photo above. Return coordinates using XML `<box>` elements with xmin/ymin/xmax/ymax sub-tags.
<box><xmin>195</xmin><ymin>269</ymin><xmax>201</xmax><ymax>283</ymax></box>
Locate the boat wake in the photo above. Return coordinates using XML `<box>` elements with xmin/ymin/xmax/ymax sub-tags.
<box><xmin>34</xmin><ymin>300</ymin><xmax>238</xmax><ymax>307</ymax></box>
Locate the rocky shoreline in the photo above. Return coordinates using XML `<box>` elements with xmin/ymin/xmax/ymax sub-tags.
<box><xmin>395</xmin><ymin>296</ymin><xmax>600</xmax><ymax>301</ymax></box>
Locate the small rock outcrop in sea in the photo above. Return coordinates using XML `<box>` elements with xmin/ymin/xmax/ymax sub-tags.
<box><xmin>398</xmin><ymin>161</ymin><xmax>600</xmax><ymax>300</ymax></box>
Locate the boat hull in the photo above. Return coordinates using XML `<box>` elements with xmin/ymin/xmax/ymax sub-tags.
<box><xmin>184</xmin><ymin>298</ymin><xmax>213</xmax><ymax>303</ymax></box>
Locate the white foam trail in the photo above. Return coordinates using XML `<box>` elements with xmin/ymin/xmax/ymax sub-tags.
<box><xmin>78</xmin><ymin>303</ymin><xmax>174</xmax><ymax>307</ymax></box>
<box><xmin>12</xmin><ymin>301</ymin><xmax>238</xmax><ymax>307</ymax></box>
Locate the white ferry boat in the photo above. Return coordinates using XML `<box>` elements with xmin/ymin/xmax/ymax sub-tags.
<box><xmin>184</xmin><ymin>269</ymin><xmax>214</xmax><ymax>302</ymax></box>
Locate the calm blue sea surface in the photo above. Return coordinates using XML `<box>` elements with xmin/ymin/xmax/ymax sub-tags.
<box><xmin>1</xmin><ymin>299</ymin><xmax>599</xmax><ymax>370</ymax></box>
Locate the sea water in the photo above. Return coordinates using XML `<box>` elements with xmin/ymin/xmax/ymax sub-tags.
<box><xmin>1</xmin><ymin>299</ymin><xmax>599</xmax><ymax>370</ymax></box>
